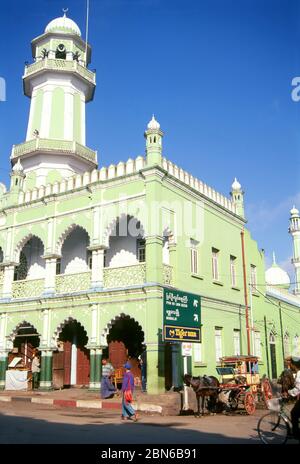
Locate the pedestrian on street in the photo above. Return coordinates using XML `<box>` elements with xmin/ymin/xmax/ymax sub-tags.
<box><xmin>287</xmin><ymin>356</ymin><xmax>300</xmax><ymax>440</ymax></box>
<box><xmin>31</xmin><ymin>349</ymin><xmax>40</xmax><ymax>390</ymax></box>
<box><xmin>101</xmin><ymin>358</ymin><xmax>116</xmax><ymax>399</ymax></box>
<box><xmin>121</xmin><ymin>362</ymin><xmax>138</xmax><ymax>421</ymax></box>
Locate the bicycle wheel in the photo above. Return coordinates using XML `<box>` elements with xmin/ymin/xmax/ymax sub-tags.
<box><xmin>257</xmin><ymin>412</ymin><xmax>289</xmax><ymax>444</ymax></box>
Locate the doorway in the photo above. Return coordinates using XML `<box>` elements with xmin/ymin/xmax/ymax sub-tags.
<box><xmin>105</xmin><ymin>316</ymin><xmax>144</xmax><ymax>385</ymax></box>
<box><xmin>55</xmin><ymin>320</ymin><xmax>90</xmax><ymax>387</ymax></box>
<box><xmin>269</xmin><ymin>332</ymin><xmax>277</xmax><ymax>379</ymax></box>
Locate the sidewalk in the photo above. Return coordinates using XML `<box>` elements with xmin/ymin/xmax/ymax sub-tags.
<box><xmin>0</xmin><ymin>387</ymin><xmax>183</xmax><ymax>415</ymax></box>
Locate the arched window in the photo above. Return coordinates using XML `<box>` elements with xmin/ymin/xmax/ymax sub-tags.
<box><xmin>269</xmin><ymin>332</ymin><xmax>276</xmax><ymax>344</ymax></box>
<box><xmin>55</xmin><ymin>44</ymin><xmax>66</xmax><ymax>60</ymax></box>
<box><xmin>14</xmin><ymin>251</ymin><xmax>28</xmax><ymax>281</ymax></box>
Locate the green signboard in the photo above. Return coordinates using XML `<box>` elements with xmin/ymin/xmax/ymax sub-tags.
<box><xmin>163</xmin><ymin>288</ymin><xmax>201</xmax><ymax>342</ymax></box>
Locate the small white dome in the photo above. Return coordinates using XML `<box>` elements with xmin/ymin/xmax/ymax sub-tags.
<box><xmin>45</xmin><ymin>14</ymin><xmax>81</xmax><ymax>36</ymax></box>
<box><xmin>265</xmin><ymin>253</ymin><xmax>290</xmax><ymax>288</ymax></box>
<box><xmin>290</xmin><ymin>205</ymin><xmax>299</xmax><ymax>216</ymax></box>
<box><xmin>147</xmin><ymin>115</ymin><xmax>160</xmax><ymax>130</ymax></box>
<box><xmin>13</xmin><ymin>159</ymin><xmax>23</xmax><ymax>173</ymax></box>
<box><xmin>232</xmin><ymin>177</ymin><xmax>241</xmax><ymax>190</ymax></box>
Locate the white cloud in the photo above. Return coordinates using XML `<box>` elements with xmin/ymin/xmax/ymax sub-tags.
<box><xmin>246</xmin><ymin>192</ymin><xmax>300</xmax><ymax>233</ymax></box>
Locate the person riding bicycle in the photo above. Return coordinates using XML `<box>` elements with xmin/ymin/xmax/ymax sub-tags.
<box><xmin>286</xmin><ymin>356</ymin><xmax>300</xmax><ymax>440</ymax></box>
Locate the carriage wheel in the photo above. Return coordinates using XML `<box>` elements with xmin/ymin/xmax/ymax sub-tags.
<box><xmin>244</xmin><ymin>391</ymin><xmax>256</xmax><ymax>415</ymax></box>
<box><xmin>261</xmin><ymin>378</ymin><xmax>273</xmax><ymax>406</ymax></box>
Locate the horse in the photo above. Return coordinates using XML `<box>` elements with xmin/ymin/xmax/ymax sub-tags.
<box><xmin>183</xmin><ymin>374</ymin><xmax>220</xmax><ymax>417</ymax></box>
<box><xmin>277</xmin><ymin>368</ymin><xmax>295</xmax><ymax>397</ymax></box>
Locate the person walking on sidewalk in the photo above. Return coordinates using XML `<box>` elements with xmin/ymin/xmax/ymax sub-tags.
<box><xmin>121</xmin><ymin>362</ymin><xmax>138</xmax><ymax>421</ymax></box>
<box><xmin>31</xmin><ymin>350</ymin><xmax>40</xmax><ymax>390</ymax></box>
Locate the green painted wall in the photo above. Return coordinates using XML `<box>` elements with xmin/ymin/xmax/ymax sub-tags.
<box><xmin>73</xmin><ymin>93</ymin><xmax>81</xmax><ymax>143</ymax></box>
<box><xmin>49</xmin><ymin>87</ymin><xmax>64</xmax><ymax>140</ymax></box>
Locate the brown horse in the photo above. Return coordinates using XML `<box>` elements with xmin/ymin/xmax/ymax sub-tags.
<box><xmin>277</xmin><ymin>369</ymin><xmax>295</xmax><ymax>397</ymax></box>
<box><xmin>184</xmin><ymin>374</ymin><xmax>220</xmax><ymax>416</ymax></box>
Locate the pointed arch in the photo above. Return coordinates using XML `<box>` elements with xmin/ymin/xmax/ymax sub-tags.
<box><xmin>52</xmin><ymin>316</ymin><xmax>89</xmax><ymax>347</ymax></box>
<box><xmin>103</xmin><ymin>213</ymin><xmax>146</xmax><ymax>248</ymax></box>
<box><xmin>55</xmin><ymin>223</ymin><xmax>91</xmax><ymax>255</ymax></box>
<box><xmin>101</xmin><ymin>313</ymin><xmax>145</xmax><ymax>344</ymax></box>
<box><xmin>14</xmin><ymin>233</ymin><xmax>45</xmax><ymax>262</ymax></box>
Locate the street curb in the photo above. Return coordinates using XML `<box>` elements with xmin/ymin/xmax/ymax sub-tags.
<box><xmin>0</xmin><ymin>395</ymin><xmax>163</xmax><ymax>414</ymax></box>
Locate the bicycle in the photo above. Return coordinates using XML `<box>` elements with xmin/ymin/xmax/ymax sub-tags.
<box><xmin>257</xmin><ymin>397</ymin><xmax>297</xmax><ymax>444</ymax></box>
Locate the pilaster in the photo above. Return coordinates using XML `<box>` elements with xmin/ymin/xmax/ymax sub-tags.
<box><xmin>88</xmin><ymin>246</ymin><xmax>106</xmax><ymax>290</ymax></box>
<box><xmin>2</xmin><ymin>264</ymin><xmax>16</xmax><ymax>299</ymax></box>
<box><xmin>39</xmin><ymin>350</ymin><xmax>53</xmax><ymax>390</ymax></box>
<box><xmin>43</xmin><ymin>255</ymin><xmax>59</xmax><ymax>295</ymax></box>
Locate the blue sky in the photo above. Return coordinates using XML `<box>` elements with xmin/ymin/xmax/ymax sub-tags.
<box><xmin>0</xmin><ymin>0</ymin><xmax>299</xmax><ymax>281</ymax></box>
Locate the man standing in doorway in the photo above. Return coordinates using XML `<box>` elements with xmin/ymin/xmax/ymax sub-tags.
<box><xmin>31</xmin><ymin>349</ymin><xmax>40</xmax><ymax>390</ymax></box>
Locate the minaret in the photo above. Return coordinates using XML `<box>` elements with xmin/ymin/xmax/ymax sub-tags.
<box><xmin>230</xmin><ymin>178</ymin><xmax>245</xmax><ymax>218</ymax></box>
<box><xmin>289</xmin><ymin>205</ymin><xmax>300</xmax><ymax>295</ymax></box>
<box><xmin>144</xmin><ymin>115</ymin><xmax>164</xmax><ymax>166</ymax></box>
<box><xmin>10</xmin><ymin>159</ymin><xmax>25</xmax><ymax>192</ymax></box>
<box><xmin>10</xmin><ymin>11</ymin><xmax>97</xmax><ymax>188</ymax></box>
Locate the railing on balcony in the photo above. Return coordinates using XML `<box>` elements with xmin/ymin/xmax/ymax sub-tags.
<box><xmin>12</xmin><ymin>279</ymin><xmax>45</xmax><ymax>299</ymax></box>
<box><xmin>11</xmin><ymin>138</ymin><xmax>97</xmax><ymax>164</ymax></box>
<box><xmin>24</xmin><ymin>59</ymin><xmax>96</xmax><ymax>85</ymax></box>
<box><xmin>103</xmin><ymin>263</ymin><xmax>146</xmax><ymax>289</ymax></box>
<box><xmin>292</xmin><ymin>257</ymin><xmax>300</xmax><ymax>264</ymax></box>
<box><xmin>163</xmin><ymin>264</ymin><xmax>173</xmax><ymax>286</ymax></box>
<box><xmin>55</xmin><ymin>271</ymin><xmax>91</xmax><ymax>294</ymax></box>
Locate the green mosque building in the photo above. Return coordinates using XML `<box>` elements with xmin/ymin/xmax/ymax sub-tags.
<box><xmin>0</xmin><ymin>13</ymin><xmax>299</xmax><ymax>393</ymax></box>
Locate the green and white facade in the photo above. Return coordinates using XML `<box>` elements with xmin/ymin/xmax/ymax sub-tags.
<box><xmin>0</xmin><ymin>14</ymin><xmax>299</xmax><ymax>393</ymax></box>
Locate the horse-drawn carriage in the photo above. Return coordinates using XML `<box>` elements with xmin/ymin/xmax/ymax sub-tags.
<box><xmin>216</xmin><ymin>355</ymin><xmax>273</xmax><ymax>415</ymax></box>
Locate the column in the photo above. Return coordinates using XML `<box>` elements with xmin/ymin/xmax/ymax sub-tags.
<box><xmin>88</xmin><ymin>347</ymin><xmax>102</xmax><ymax>391</ymax></box>
<box><xmin>145</xmin><ymin>236</ymin><xmax>163</xmax><ymax>284</ymax></box>
<box><xmin>2</xmin><ymin>265</ymin><xmax>15</xmax><ymax>299</ymax></box>
<box><xmin>0</xmin><ymin>352</ymin><xmax>8</xmax><ymax>390</ymax></box>
<box><xmin>39</xmin><ymin>350</ymin><xmax>53</xmax><ymax>390</ymax></box>
<box><xmin>89</xmin><ymin>246</ymin><xmax>106</xmax><ymax>290</ymax></box>
<box><xmin>94</xmin><ymin>348</ymin><xmax>102</xmax><ymax>390</ymax></box>
<box><xmin>89</xmin><ymin>348</ymin><xmax>96</xmax><ymax>390</ymax></box>
<box><xmin>171</xmin><ymin>343</ymin><xmax>181</xmax><ymax>389</ymax></box>
<box><xmin>43</xmin><ymin>256</ymin><xmax>59</xmax><ymax>295</ymax></box>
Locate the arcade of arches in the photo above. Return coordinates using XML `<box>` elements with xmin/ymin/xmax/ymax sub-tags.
<box><xmin>6</xmin><ymin>316</ymin><xmax>147</xmax><ymax>391</ymax></box>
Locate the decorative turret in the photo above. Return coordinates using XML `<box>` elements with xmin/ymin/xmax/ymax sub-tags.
<box><xmin>10</xmin><ymin>159</ymin><xmax>25</xmax><ymax>192</ymax></box>
<box><xmin>144</xmin><ymin>115</ymin><xmax>164</xmax><ymax>166</ymax></box>
<box><xmin>230</xmin><ymin>177</ymin><xmax>245</xmax><ymax>218</ymax></box>
<box><xmin>10</xmin><ymin>11</ymin><xmax>97</xmax><ymax>189</ymax></box>
<box><xmin>289</xmin><ymin>205</ymin><xmax>300</xmax><ymax>295</ymax></box>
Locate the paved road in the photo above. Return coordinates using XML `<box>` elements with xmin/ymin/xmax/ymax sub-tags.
<box><xmin>0</xmin><ymin>401</ymin><xmax>266</xmax><ymax>444</ymax></box>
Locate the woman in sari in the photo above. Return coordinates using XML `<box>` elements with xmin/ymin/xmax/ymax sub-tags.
<box><xmin>121</xmin><ymin>362</ymin><xmax>138</xmax><ymax>421</ymax></box>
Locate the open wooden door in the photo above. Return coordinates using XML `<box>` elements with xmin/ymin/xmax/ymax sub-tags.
<box><xmin>63</xmin><ymin>340</ymin><xmax>72</xmax><ymax>386</ymax></box>
<box><xmin>76</xmin><ymin>346</ymin><xmax>90</xmax><ymax>386</ymax></box>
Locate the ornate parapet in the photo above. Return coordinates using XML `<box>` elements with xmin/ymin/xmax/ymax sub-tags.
<box><xmin>103</xmin><ymin>264</ymin><xmax>146</xmax><ymax>288</ymax></box>
<box><xmin>162</xmin><ymin>157</ymin><xmax>238</xmax><ymax>216</ymax></box>
<box><xmin>11</xmin><ymin>278</ymin><xmax>45</xmax><ymax>299</ymax></box>
<box><xmin>11</xmin><ymin>138</ymin><xmax>97</xmax><ymax>164</ymax></box>
<box><xmin>55</xmin><ymin>271</ymin><xmax>91</xmax><ymax>294</ymax></box>
<box><xmin>16</xmin><ymin>155</ymin><xmax>146</xmax><ymax>206</ymax></box>
<box><xmin>23</xmin><ymin>59</ymin><xmax>96</xmax><ymax>100</ymax></box>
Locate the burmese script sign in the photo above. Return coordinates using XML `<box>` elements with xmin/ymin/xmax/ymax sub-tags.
<box><xmin>163</xmin><ymin>289</ymin><xmax>201</xmax><ymax>342</ymax></box>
